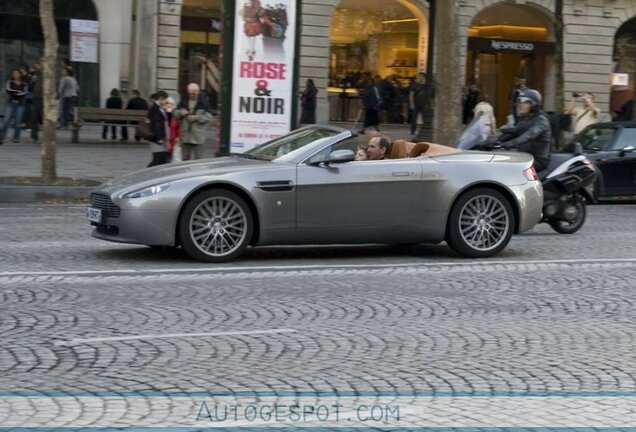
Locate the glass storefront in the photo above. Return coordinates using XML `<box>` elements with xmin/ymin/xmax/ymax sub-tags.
<box><xmin>328</xmin><ymin>0</ymin><xmax>428</xmax><ymax>123</ymax></box>
<box><xmin>0</xmin><ymin>0</ymin><xmax>99</xmax><ymax>108</ymax></box>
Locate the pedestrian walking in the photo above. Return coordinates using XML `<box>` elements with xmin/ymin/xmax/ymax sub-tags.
<box><xmin>174</xmin><ymin>83</ymin><xmax>212</xmax><ymax>161</ymax></box>
<box><xmin>358</xmin><ymin>77</ymin><xmax>382</xmax><ymax>135</ymax></box>
<box><xmin>409</xmin><ymin>72</ymin><xmax>429</xmax><ymax>137</ymax></box>
<box><xmin>1</xmin><ymin>68</ymin><xmax>29</xmax><ymax>144</ymax></box>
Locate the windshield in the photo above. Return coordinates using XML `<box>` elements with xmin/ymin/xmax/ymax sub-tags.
<box><xmin>577</xmin><ymin>127</ymin><xmax>616</xmax><ymax>152</ymax></box>
<box><xmin>244</xmin><ymin>127</ymin><xmax>341</xmax><ymax>161</ymax></box>
<box><xmin>454</xmin><ymin>112</ymin><xmax>493</xmax><ymax>149</ymax></box>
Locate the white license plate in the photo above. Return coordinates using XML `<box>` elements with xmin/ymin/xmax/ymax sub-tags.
<box><xmin>86</xmin><ymin>207</ymin><xmax>102</xmax><ymax>223</ymax></box>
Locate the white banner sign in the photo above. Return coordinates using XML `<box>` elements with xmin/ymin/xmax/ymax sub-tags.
<box><xmin>70</xmin><ymin>19</ymin><xmax>99</xmax><ymax>63</ymax></box>
<box><xmin>231</xmin><ymin>0</ymin><xmax>296</xmax><ymax>153</ymax></box>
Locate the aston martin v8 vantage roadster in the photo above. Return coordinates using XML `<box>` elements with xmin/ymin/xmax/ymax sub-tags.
<box><xmin>87</xmin><ymin>125</ymin><xmax>543</xmax><ymax>261</ymax></box>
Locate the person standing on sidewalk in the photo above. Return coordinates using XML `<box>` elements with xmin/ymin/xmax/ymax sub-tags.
<box><xmin>125</xmin><ymin>89</ymin><xmax>149</xmax><ymax>141</ymax></box>
<box><xmin>1</xmin><ymin>68</ymin><xmax>29</xmax><ymax>144</ymax></box>
<box><xmin>146</xmin><ymin>90</ymin><xmax>169</xmax><ymax>167</ymax></box>
<box><xmin>101</xmin><ymin>88</ymin><xmax>125</xmax><ymax>141</ymax></box>
<box><xmin>566</xmin><ymin>92</ymin><xmax>600</xmax><ymax>135</ymax></box>
<box><xmin>28</xmin><ymin>61</ymin><xmax>43</xmax><ymax>143</ymax></box>
<box><xmin>300</xmin><ymin>79</ymin><xmax>317</xmax><ymax>125</ymax></box>
<box><xmin>58</xmin><ymin>67</ymin><xmax>79</xmax><ymax>129</ymax></box>
<box><xmin>174</xmin><ymin>83</ymin><xmax>212</xmax><ymax>161</ymax></box>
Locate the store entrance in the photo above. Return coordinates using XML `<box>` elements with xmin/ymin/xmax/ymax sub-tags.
<box><xmin>465</xmin><ymin>3</ymin><xmax>555</xmax><ymax>127</ymax></box>
<box><xmin>466</xmin><ymin>49</ymin><xmax>551</xmax><ymax>127</ymax></box>
<box><xmin>180</xmin><ymin>0</ymin><xmax>221</xmax><ymax>111</ymax></box>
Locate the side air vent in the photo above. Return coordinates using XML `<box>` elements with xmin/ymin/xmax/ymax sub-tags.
<box><xmin>255</xmin><ymin>180</ymin><xmax>294</xmax><ymax>192</ymax></box>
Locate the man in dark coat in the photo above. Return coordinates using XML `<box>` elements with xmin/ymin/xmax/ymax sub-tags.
<box><xmin>126</xmin><ymin>89</ymin><xmax>150</xmax><ymax>141</ymax></box>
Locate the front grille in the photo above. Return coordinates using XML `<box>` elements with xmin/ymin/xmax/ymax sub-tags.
<box><xmin>90</xmin><ymin>192</ymin><xmax>121</xmax><ymax>218</ymax></box>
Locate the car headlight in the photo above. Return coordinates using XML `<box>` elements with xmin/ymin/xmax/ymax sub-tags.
<box><xmin>125</xmin><ymin>183</ymin><xmax>170</xmax><ymax>199</ymax></box>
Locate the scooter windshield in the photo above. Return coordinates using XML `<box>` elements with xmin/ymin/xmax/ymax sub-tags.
<box><xmin>454</xmin><ymin>113</ymin><xmax>493</xmax><ymax>150</ymax></box>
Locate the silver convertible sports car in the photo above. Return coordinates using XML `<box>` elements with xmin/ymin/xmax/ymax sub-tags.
<box><xmin>87</xmin><ymin>125</ymin><xmax>543</xmax><ymax>261</ymax></box>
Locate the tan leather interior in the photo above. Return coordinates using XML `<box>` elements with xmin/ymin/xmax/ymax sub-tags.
<box><xmin>409</xmin><ymin>143</ymin><xmax>429</xmax><ymax>157</ymax></box>
<box><xmin>389</xmin><ymin>140</ymin><xmax>415</xmax><ymax>159</ymax></box>
<box><xmin>388</xmin><ymin>140</ymin><xmax>460</xmax><ymax>159</ymax></box>
<box><xmin>414</xmin><ymin>142</ymin><xmax>461</xmax><ymax>157</ymax></box>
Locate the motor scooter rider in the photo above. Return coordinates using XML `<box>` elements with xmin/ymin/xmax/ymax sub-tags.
<box><xmin>497</xmin><ymin>89</ymin><xmax>551</xmax><ymax>172</ymax></box>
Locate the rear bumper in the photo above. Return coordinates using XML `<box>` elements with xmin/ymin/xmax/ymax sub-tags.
<box><xmin>510</xmin><ymin>181</ymin><xmax>543</xmax><ymax>233</ymax></box>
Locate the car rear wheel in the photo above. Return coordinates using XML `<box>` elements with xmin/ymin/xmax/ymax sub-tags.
<box><xmin>179</xmin><ymin>189</ymin><xmax>253</xmax><ymax>262</ymax></box>
<box><xmin>446</xmin><ymin>188</ymin><xmax>514</xmax><ymax>258</ymax></box>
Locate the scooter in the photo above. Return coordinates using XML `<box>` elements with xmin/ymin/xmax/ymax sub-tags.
<box><xmin>456</xmin><ymin>115</ymin><xmax>598</xmax><ymax>234</ymax></box>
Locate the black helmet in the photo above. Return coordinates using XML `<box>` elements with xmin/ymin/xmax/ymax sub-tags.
<box><xmin>516</xmin><ymin>88</ymin><xmax>542</xmax><ymax>107</ymax></box>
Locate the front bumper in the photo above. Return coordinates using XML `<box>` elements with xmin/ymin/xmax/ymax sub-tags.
<box><xmin>88</xmin><ymin>192</ymin><xmax>179</xmax><ymax>246</ymax></box>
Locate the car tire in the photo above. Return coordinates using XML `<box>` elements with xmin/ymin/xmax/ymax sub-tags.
<box><xmin>179</xmin><ymin>188</ymin><xmax>254</xmax><ymax>262</ymax></box>
<box><xmin>446</xmin><ymin>187</ymin><xmax>515</xmax><ymax>258</ymax></box>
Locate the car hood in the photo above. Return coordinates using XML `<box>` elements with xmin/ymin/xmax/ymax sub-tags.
<box><xmin>98</xmin><ymin>156</ymin><xmax>282</xmax><ymax>193</ymax></box>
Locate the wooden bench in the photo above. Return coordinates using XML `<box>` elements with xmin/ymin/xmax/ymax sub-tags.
<box><xmin>72</xmin><ymin>107</ymin><xmax>147</xmax><ymax>143</ymax></box>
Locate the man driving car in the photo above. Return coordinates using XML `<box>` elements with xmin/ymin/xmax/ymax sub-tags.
<box><xmin>367</xmin><ymin>136</ymin><xmax>390</xmax><ymax>160</ymax></box>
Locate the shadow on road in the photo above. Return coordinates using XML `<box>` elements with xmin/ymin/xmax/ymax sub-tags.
<box><xmin>90</xmin><ymin>242</ymin><xmax>501</xmax><ymax>264</ymax></box>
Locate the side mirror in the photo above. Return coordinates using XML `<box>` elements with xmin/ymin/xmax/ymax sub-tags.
<box><xmin>327</xmin><ymin>149</ymin><xmax>355</xmax><ymax>164</ymax></box>
<box><xmin>620</xmin><ymin>145</ymin><xmax>635</xmax><ymax>156</ymax></box>
<box><xmin>573</xmin><ymin>142</ymin><xmax>584</xmax><ymax>156</ymax></box>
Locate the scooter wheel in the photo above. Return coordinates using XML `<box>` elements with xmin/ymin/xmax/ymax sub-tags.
<box><xmin>549</xmin><ymin>196</ymin><xmax>586</xmax><ymax>234</ymax></box>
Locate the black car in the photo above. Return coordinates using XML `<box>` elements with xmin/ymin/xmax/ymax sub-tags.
<box><xmin>564</xmin><ymin>122</ymin><xmax>636</xmax><ymax>200</ymax></box>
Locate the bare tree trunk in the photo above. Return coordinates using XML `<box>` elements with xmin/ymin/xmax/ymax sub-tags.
<box><xmin>433</xmin><ymin>0</ymin><xmax>462</xmax><ymax>146</ymax></box>
<box><xmin>40</xmin><ymin>0</ymin><xmax>59</xmax><ymax>183</ymax></box>
<box><xmin>552</xmin><ymin>0</ymin><xmax>565</xmax><ymax>150</ymax></box>
<box><xmin>555</xmin><ymin>0</ymin><xmax>564</xmax><ymax>112</ymax></box>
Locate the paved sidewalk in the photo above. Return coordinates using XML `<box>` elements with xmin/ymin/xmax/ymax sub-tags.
<box><xmin>0</xmin><ymin>122</ymin><xmax>413</xmax><ymax>179</ymax></box>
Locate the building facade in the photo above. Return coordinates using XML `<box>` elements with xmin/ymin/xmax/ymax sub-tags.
<box><xmin>2</xmin><ymin>0</ymin><xmax>636</xmax><ymax>145</ymax></box>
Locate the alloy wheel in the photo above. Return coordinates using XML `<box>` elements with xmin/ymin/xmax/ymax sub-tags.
<box><xmin>189</xmin><ymin>196</ymin><xmax>248</xmax><ymax>257</ymax></box>
<box><xmin>458</xmin><ymin>194</ymin><xmax>510</xmax><ymax>252</ymax></box>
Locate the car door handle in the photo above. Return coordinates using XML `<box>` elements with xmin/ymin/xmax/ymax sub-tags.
<box><xmin>392</xmin><ymin>172</ymin><xmax>411</xmax><ymax>177</ymax></box>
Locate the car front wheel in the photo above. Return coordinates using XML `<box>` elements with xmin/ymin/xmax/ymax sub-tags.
<box><xmin>446</xmin><ymin>188</ymin><xmax>515</xmax><ymax>258</ymax></box>
<box><xmin>179</xmin><ymin>189</ymin><xmax>253</xmax><ymax>262</ymax></box>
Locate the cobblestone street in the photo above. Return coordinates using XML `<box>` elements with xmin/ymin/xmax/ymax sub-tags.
<box><xmin>0</xmin><ymin>204</ymin><xmax>635</xmax><ymax>428</ymax></box>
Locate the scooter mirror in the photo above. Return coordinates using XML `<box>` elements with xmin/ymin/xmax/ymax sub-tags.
<box><xmin>573</xmin><ymin>142</ymin><xmax>584</xmax><ymax>156</ymax></box>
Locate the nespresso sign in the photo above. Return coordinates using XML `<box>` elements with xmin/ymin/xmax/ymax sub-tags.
<box><xmin>468</xmin><ymin>37</ymin><xmax>555</xmax><ymax>54</ymax></box>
